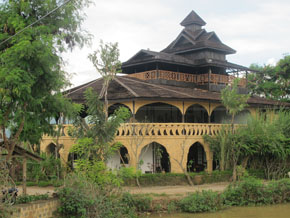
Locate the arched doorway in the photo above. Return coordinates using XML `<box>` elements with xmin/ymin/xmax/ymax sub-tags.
<box><xmin>210</xmin><ymin>106</ymin><xmax>231</xmax><ymax>123</ymax></box>
<box><xmin>107</xmin><ymin>146</ymin><xmax>130</xmax><ymax>170</ymax></box>
<box><xmin>139</xmin><ymin>142</ymin><xmax>171</xmax><ymax>173</ymax></box>
<box><xmin>135</xmin><ymin>102</ymin><xmax>182</xmax><ymax>123</ymax></box>
<box><xmin>185</xmin><ymin>104</ymin><xmax>209</xmax><ymax>123</ymax></box>
<box><xmin>108</xmin><ymin>103</ymin><xmax>132</xmax><ymax>117</ymax></box>
<box><xmin>68</xmin><ymin>152</ymin><xmax>78</xmax><ymax>170</ymax></box>
<box><xmin>187</xmin><ymin>142</ymin><xmax>207</xmax><ymax>172</ymax></box>
<box><xmin>46</xmin><ymin>143</ymin><xmax>57</xmax><ymax>157</ymax></box>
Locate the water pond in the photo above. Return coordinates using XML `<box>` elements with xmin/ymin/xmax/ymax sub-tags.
<box><xmin>149</xmin><ymin>203</ymin><xmax>290</xmax><ymax>218</ymax></box>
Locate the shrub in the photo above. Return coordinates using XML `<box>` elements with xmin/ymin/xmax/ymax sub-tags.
<box><xmin>57</xmin><ymin>173</ymin><xmax>136</xmax><ymax>218</ymax></box>
<box><xmin>222</xmin><ymin>177</ymin><xmax>266</xmax><ymax>206</ymax></box>
<box><xmin>266</xmin><ymin>178</ymin><xmax>290</xmax><ymax>203</ymax></box>
<box><xmin>178</xmin><ymin>190</ymin><xmax>222</xmax><ymax>213</ymax></box>
<box><xmin>122</xmin><ymin>192</ymin><xmax>152</xmax><ymax>212</ymax></box>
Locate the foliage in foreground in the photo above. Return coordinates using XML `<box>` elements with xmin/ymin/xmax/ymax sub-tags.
<box><xmin>204</xmin><ymin>111</ymin><xmax>290</xmax><ymax>180</ymax></box>
<box><xmin>57</xmin><ymin>173</ymin><xmax>136</xmax><ymax>218</ymax></box>
<box><xmin>177</xmin><ymin>177</ymin><xmax>290</xmax><ymax>214</ymax></box>
<box><xmin>178</xmin><ymin>190</ymin><xmax>223</xmax><ymax>213</ymax></box>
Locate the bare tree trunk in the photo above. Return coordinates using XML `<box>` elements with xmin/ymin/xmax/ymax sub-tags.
<box><xmin>232</xmin><ymin>161</ymin><xmax>237</xmax><ymax>182</ymax></box>
<box><xmin>242</xmin><ymin>156</ymin><xmax>249</xmax><ymax>169</ymax></box>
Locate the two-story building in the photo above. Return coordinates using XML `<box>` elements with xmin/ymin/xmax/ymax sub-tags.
<box><xmin>40</xmin><ymin>11</ymin><xmax>287</xmax><ymax>174</ymax></box>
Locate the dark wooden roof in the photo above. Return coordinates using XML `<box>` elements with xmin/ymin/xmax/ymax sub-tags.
<box><xmin>180</xmin><ymin>10</ymin><xmax>206</xmax><ymax>26</ymax></box>
<box><xmin>65</xmin><ymin>76</ymin><xmax>289</xmax><ymax>107</ymax></box>
<box><xmin>122</xmin><ymin>49</ymin><xmax>251</xmax><ymax>72</ymax></box>
<box><xmin>123</xmin><ymin>10</ymin><xmax>240</xmax><ymax>72</ymax></box>
<box><xmin>162</xmin><ymin>28</ymin><xmax>236</xmax><ymax>55</ymax></box>
<box><xmin>0</xmin><ymin>144</ymin><xmax>43</xmax><ymax>161</ymax></box>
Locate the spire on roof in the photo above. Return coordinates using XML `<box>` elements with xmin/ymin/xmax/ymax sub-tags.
<box><xmin>180</xmin><ymin>10</ymin><xmax>206</xmax><ymax>27</ymax></box>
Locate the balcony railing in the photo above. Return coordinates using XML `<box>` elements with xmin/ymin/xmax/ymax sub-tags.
<box><xmin>127</xmin><ymin>70</ymin><xmax>247</xmax><ymax>87</ymax></box>
<box><xmin>48</xmin><ymin>123</ymin><xmax>237</xmax><ymax>139</ymax></box>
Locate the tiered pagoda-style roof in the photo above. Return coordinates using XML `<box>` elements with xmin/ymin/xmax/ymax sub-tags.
<box><xmin>66</xmin><ymin>10</ymin><xmax>289</xmax><ymax>108</ymax></box>
<box><xmin>122</xmin><ymin>10</ymin><xmax>242</xmax><ymax>74</ymax></box>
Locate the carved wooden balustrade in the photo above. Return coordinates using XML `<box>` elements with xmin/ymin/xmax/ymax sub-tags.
<box><xmin>127</xmin><ymin>70</ymin><xmax>247</xmax><ymax>87</ymax></box>
<box><xmin>48</xmin><ymin>123</ymin><xmax>237</xmax><ymax>139</ymax></box>
<box><xmin>116</xmin><ymin>123</ymin><xmax>233</xmax><ymax>137</ymax></box>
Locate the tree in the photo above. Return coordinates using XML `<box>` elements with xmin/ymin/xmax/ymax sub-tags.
<box><xmin>88</xmin><ymin>41</ymin><xmax>121</xmax><ymax>120</ymax></box>
<box><xmin>70</xmin><ymin>88</ymin><xmax>130</xmax><ymax>178</ymax></box>
<box><xmin>220</xmin><ymin>79</ymin><xmax>249</xmax><ymax>181</ymax></box>
<box><xmin>221</xmin><ymin>79</ymin><xmax>250</xmax><ymax>132</ymax></box>
<box><xmin>248</xmin><ymin>55</ymin><xmax>290</xmax><ymax>102</ymax></box>
<box><xmin>0</xmin><ymin>0</ymin><xmax>91</xmax><ymax>161</ymax></box>
<box><xmin>125</xmin><ymin>121</ymin><xmax>153</xmax><ymax>187</ymax></box>
<box><xmin>171</xmin><ymin>136</ymin><xmax>194</xmax><ymax>186</ymax></box>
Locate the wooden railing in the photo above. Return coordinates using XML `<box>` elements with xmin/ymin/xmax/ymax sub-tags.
<box><xmin>127</xmin><ymin>70</ymin><xmax>247</xmax><ymax>87</ymax></box>
<box><xmin>52</xmin><ymin>123</ymin><xmax>236</xmax><ymax>139</ymax></box>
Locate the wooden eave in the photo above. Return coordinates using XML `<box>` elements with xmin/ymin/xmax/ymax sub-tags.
<box><xmin>0</xmin><ymin>144</ymin><xmax>43</xmax><ymax>162</ymax></box>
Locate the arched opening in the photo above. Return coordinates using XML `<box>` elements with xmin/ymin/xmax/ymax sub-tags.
<box><xmin>108</xmin><ymin>103</ymin><xmax>132</xmax><ymax>117</ymax></box>
<box><xmin>210</xmin><ymin>106</ymin><xmax>231</xmax><ymax>123</ymax></box>
<box><xmin>185</xmin><ymin>104</ymin><xmax>209</xmax><ymax>123</ymax></box>
<box><xmin>235</xmin><ymin>109</ymin><xmax>251</xmax><ymax>124</ymax></box>
<box><xmin>187</xmin><ymin>142</ymin><xmax>207</xmax><ymax>172</ymax></box>
<box><xmin>139</xmin><ymin>142</ymin><xmax>171</xmax><ymax>173</ymax></box>
<box><xmin>46</xmin><ymin>143</ymin><xmax>57</xmax><ymax>157</ymax></box>
<box><xmin>107</xmin><ymin>146</ymin><xmax>130</xmax><ymax>170</ymax></box>
<box><xmin>68</xmin><ymin>152</ymin><xmax>78</xmax><ymax>170</ymax></box>
<box><xmin>135</xmin><ymin>102</ymin><xmax>182</xmax><ymax>123</ymax></box>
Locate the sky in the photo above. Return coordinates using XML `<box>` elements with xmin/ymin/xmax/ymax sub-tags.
<box><xmin>63</xmin><ymin>0</ymin><xmax>290</xmax><ymax>87</ymax></box>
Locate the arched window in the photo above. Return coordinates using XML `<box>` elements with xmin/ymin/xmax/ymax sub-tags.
<box><xmin>185</xmin><ymin>104</ymin><xmax>209</xmax><ymax>123</ymax></box>
<box><xmin>108</xmin><ymin>103</ymin><xmax>132</xmax><ymax>117</ymax></box>
<box><xmin>210</xmin><ymin>106</ymin><xmax>230</xmax><ymax>123</ymax></box>
<box><xmin>136</xmin><ymin>103</ymin><xmax>182</xmax><ymax>123</ymax></box>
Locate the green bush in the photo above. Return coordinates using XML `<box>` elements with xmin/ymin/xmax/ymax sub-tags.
<box><xmin>222</xmin><ymin>177</ymin><xmax>290</xmax><ymax>206</ymax></box>
<box><xmin>57</xmin><ymin>173</ymin><xmax>136</xmax><ymax>218</ymax></box>
<box><xmin>222</xmin><ymin>177</ymin><xmax>266</xmax><ymax>206</ymax></box>
<box><xmin>178</xmin><ymin>190</ymin><xmax>222</xmax><ymax>213</ymax></box>
<box><xmin>266</xmin><ymin>178</ymin><xmax>290</xmax><ymax>203</ymax></box>
<box><xmin>122</xmin><ymin>192</ymin><xmax>152</xmax><ymax>212</ymax></box>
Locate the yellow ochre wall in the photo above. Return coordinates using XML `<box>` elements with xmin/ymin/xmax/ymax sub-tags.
<box><xmin>41</xmin><ymin>99</ymin><xmax>260</xmax><ymax>173</ymax></box>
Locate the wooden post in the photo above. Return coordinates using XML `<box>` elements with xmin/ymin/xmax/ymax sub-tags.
<box><xmin>182</xmin><ymin>101</ymin><xmax>185</xmax><ymax>123</ymax></box>
<box><xmin>22</xmin><ymin>156</ymin><xmax>27</xmax><ymax>196</ymax></box>
<box><xmin>208</xmin><ymin>67</ymin><xmax>212</xmax><ymax>91</ymax></box>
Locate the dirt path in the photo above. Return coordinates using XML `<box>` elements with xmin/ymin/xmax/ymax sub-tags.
<box><xmin>17</xmin><ymin>186</ymin><xmax>55</xmax><ymax>196</ymax></box>
<box><xmin>124</xmin><ymin>182</ymin><xmax>229</xmax><ymax>196</ymax></box>
<box><xmin>17</xmin><ymin>182</ymin><xmax>229</xmax><ymax>197</ymax></box>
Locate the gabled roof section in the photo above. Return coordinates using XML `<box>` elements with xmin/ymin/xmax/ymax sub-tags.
<box><xmin>122</xmin><ymin>49</ymin><xmax>195</xmax><ymax>68</ymax></box>
<box><xmin>162</xmin><ymin>28</ymin><xmax>236</xmax><ymax>54</ymax></box>
<box><xmin>180</xmin><ymin>10</ymin><xmax>206</xmax><ymax>27</ymax></box>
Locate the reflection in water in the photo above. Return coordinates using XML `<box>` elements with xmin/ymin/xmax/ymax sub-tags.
<box><xmin>150</xmin><ymin>203</ymin><xmax>290</xmax><ymax>218</ymax></box>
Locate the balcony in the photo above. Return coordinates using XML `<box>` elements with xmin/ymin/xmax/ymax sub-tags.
<box><xmin>45</xmin><ymin>123</ymin><xmax>235</xmax><ymax>140</ymax></box>
<box><xmin>127</xmin><ymin>70</ymin><xmax>247</xmax><ymax>88</ymax></box>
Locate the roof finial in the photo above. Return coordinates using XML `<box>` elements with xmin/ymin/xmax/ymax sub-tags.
<box><xmin>180</xmin><ymin>10</ymin><xmax>206</xmax><ymax>27</ymax></box>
